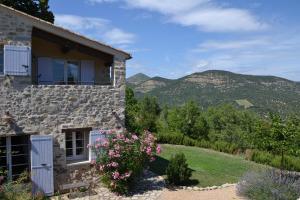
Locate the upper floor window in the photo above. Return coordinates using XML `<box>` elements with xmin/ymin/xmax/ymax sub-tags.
<box><xmin>38</xmin><ymin>58</ymin><xmax>82</xmax><ymax>85</ymax></box>
<box><xmin>0</xmin><ymin>46</ymin><xmax>3</xmax><ymax>74</ymax></box>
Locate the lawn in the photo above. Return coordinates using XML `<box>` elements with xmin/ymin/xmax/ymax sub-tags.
<box><xmin>150</xmin><ymin>144</ymin><xmax>265</xmax><ymax>187</ymax></box>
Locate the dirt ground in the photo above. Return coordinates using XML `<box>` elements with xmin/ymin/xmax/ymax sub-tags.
<box><xmin>159</xmin><ymin>185</ymin><xmax>246</xmax><ymax>200</ymax></box>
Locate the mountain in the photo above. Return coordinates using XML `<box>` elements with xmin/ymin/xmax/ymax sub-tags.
<box><xmin>127</xmin><ymin>70</ymin><xmax>300</xmax><ymax>116</ymax></box>
<box><xmin>126</xmin><ymin>73</ymin><xmax>150</xmax><ymax>87</ymax></box>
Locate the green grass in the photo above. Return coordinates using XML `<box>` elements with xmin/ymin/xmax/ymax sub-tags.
<box><xmin>150</xmin><ymin>144</ymin><xmax>265</xmax><ymax>187</ymax></box>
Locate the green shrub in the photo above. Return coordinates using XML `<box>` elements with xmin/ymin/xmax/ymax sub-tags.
<box><xmin>237</xmin><ymin>169</ymin><xmax>300</xmax><ymax>200</ymax></box>
<box><xmin>0</xmin><ymin>171</ymin><xmax>47</xmax><ymax>200</ymax></box>
<box><xmin>166</xmin><ymin>153</ymin><xmax>192</xmax><ymax>185</ymax></box>
<box><xmin>250</xmin><ymin>150</ymin><xmax>300</xmax><ymax>171</ymax></box>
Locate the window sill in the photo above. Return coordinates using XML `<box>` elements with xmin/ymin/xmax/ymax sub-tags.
<box><xmin>67</xmin><ymin>160</ymin><xmax>90</xmax><ymax>167</ymax></box>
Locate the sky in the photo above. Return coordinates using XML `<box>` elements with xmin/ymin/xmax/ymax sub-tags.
<box><xmin>49</xmin><ymin>0</ymin><xmax>300</xmax><ymax>81</ymax></box>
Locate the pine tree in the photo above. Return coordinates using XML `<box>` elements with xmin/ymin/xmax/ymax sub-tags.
<box><xmin>0</xmin><ymin>0</ymin><xmax>54</xmax><ymax>23</ymax></box>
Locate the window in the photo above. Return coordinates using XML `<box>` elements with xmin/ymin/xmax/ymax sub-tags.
<box><xmin>0</xmin><ymin>46</ymin><xmax>3</xmax><ymax>74</ymax></box>
<box><xmin>0</xmin><ymin>136</ymin><xmax>29</xmax><ymax>180</ymax></box>
<box><xmin>65</xmin><ymin>131</ymin><xmax>88</xmax><ymax>162</ymax></box>
<box><xmin>53</xmin><ymin>59</ymin><xmax>65</xmax><ymax>84</ymax></box>
<box><xmin>67</xmin><ymin>61</ymin><xmax>80</xmax><ymax>84</ymax></box>
<box><xmin>0</xmin><ymin>137</ymin><xmax>7</xmax><ymax>177</ymax></box>
<box><xmin>38</xmin><ymin>58</ymin><xmax>81</xmax><ymax>85</ymax></box>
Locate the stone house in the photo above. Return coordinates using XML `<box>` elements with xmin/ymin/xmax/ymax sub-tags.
<box><xmin>0</xmin><ymin>4</ymin><xmax>131</xmax><ymax>196</ymax></box>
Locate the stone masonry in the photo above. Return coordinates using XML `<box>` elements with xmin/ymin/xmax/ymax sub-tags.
<box><xmin>0</xmin><ymin>5</ymin><xmax>127</xmax><ymax>189</ymax></box>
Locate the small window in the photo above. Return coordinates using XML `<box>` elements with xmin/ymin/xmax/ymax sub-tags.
<box><xmin>65</xmin><ymin>131</ymin><xmax>88</xmax><ymax>162</ymax></box>
<box><xmin>0</xmin><ymin>46</ymin><xmax>3</xmax><ymax>74</ymax></box>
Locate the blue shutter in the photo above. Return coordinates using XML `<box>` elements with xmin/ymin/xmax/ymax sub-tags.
<box><xmin>4</xmin><ymin>45</ymin><xmax>31</xmax><ymax>76</ymax></box>
<box><xmin>31</xmin><ymin>135</ymin><xmax>54</xmax><ymax>197</ymax></box>
<box><xmin>89</xmin><ymin>130</ymin><xmax>106</xmax><ymax>162</ymax></box>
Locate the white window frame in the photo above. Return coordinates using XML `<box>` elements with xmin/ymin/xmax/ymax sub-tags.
<box><xmin>65</xmin><ymin>131</ymin><xmax>87</xmax><ymax>162</ymax></box>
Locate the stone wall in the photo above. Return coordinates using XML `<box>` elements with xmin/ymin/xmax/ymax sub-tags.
<box><xmin>0</xmin><ymin>6</ymin><xmax>32</xmax><ymax>46</ymax></box>
<box><xmin>0</xmin><ymin>5</ymin><xmax>127</xmax><ymax>189</ymax></box>
<box><xmin>0</xmin><ymin>74</ymin><xmax>126</xmax><ymax>188</ymax></box>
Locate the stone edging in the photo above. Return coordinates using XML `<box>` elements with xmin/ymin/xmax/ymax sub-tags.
<box><xmin>169</xmin><ymin>183</ymin><xmax>236</xmax><ymax>191</ymax></box>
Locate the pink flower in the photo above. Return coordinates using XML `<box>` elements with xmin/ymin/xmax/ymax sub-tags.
<box><xmin>90</xmin><ymin>159</ymin><xmax>96</xmax><ymax>165</ymax></box>
<box><xmin>146</xmin><ymin>146</ymin><xmax>152</xmax><ymax>155</ymax></box>
<box><xmin>112</xmin><ymin>171</ymin><xmax>120</xmax><ymax>180</ymax></box>
<box><xmin>86</xmin><ymin>144</ymin><xmax>91</xmax><ymax>148</ymax></box>
<box><xmin>102</xmin><ymin>140</ymin><xmax>109</xmax><ymax>147</ymax></box>
<box><xmin>96</xmin><ymin>138</ymin><xmax>101</xmax><ymax>142</ymax></box>
<box><xmin>114</xmin><ymin>153</ymin><xmax>121</xmax><ymax>158</ymax></box>
<box><xmin>156</xmin><ymin>145</ymin><xmax>161</xmax><ymax>154</ymax></box>
<box><xmin>116</xmin><ymin>133</ymin><xmax>125</xmax><ymax>140</ymax></box>
<box><xmin>111</xmin><ymin>162</ymin><xmax>119</xmax><ymax>168</ymax></box>
<box><xmin>95</xmin><ymin>143</ymin><xmax>101</xmax><ymax>149</ymax></box>
<box><xmin>124</xmin><ymin>171</ymin><xmax>132</xmax><ymax>178</ymax></box>
<box><xmin>132</xmin><ymin>135</ymin><xmax>138</xmax><ymax>140</ymax></box>
<box><xmin>108</xmin><ymin>150</ymin><xmax>115</xmax><ymax>157</ymax></box>
<box><xmin>99</xmin><ymin>165</ymin><xmax>104</xmax><ymax>171</ymax></box>
<box><xmin>125</xmin><ymin>138</ymin><xmax>131</xmax><ymax>143</ymax></box>
<box><xmin>114</xmin><ymin>144</ymin><xmax>120</xmax><ymax>150</ymax></box>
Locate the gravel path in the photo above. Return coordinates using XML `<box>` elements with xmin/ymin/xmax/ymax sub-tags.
<box><xmin>159</xmin><ymin>185</ymin><xmax>245</xmax><ymax>200</ymax></box>
<box><xmin>52</xmin><ymin>171</ymin><xmax>245</xmax><ymax>200</ymax></box>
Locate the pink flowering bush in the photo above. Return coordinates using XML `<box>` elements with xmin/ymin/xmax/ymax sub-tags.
<box><xmin>89</xmin><ymin>130</ymin><xmax>161</xmax><ymax>194</ymax></box>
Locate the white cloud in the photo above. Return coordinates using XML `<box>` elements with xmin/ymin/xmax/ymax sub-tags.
<box><xmin>88</xmin><ymin>0</ymin><xmax>268</xmax><ymax>32</ymax></box>
<box><xmin>103</xmin><ymin>28</ymin><xmax>136</xmax><ymax>45</ymax></box>
<box><xmin>195</xmin><ymin>38</ymin><xmax>270</xmax><ymax>51</ymax></box>
<box><xmin>172</xmin><ymin>8</ymin><xmax>267</xmax><ymax>32</ymax></box>
<box><xmin>184</xmin><ymin>35</ymin><xmax>300</xmax><ymax>80</ymax></box>
<box><xmin>55</xmin><ymin>14</ymin><xmax>136</xmax><ymax>46</ymax></box>
<box><xmin>123</xmin><ymin>0</ymin><xmax>207</xmax><ymax>15</ymax></box>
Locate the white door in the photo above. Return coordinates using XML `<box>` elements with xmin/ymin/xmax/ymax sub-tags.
<box><xmin>31</xmin><ymin>135</ymin><xmax>54</xmax><ymax>196</ymax></box>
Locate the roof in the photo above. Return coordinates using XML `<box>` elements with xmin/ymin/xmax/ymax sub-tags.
<box><xmin>0</xmin><ymin>4</ymin><xmax>132</xmax><ymax>60</ymax></box>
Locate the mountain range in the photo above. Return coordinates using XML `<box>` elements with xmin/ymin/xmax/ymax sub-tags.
<box><xmin>127</xmin><ymin>70</ymin><xmax>300</xmax><ymax>116</ymax></box>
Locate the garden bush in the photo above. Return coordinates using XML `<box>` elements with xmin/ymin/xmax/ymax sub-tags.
<box><xmin>237</xmin><ymin>169</ymin><xmax>300</xmax><ymax>200</ymax></box>
<box><xmin>250</xmin><ymin>150</ymin><xmax>300</xmax><ymax>172</ymax></box>
<box><xmin>89</xmin><ymin>130</ymin><xmax>161</xmax><ymax>194</ymax></box>
<box><xmin>166</xmin><ymin>153</ymin><xmax>192</xmax><ymax>185</ymax></box>
<box><xmin>0</xmin><ymin>171</ymin><xmax>46</xmax><ymax>200</ymax></box>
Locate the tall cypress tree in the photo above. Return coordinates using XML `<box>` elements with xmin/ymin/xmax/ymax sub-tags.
<box><xmin>0</xmin><ymin>0</ymin><xmax>54</xmax><ymax>23</ymax></box>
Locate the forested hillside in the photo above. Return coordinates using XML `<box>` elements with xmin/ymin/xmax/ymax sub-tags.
<box><xmin>127</xmin><ymin>70</ymin><xmax>300</xmax><ymax>116</ymax></box>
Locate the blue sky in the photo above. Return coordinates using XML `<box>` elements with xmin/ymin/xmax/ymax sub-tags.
<box><xmin>49</xmin><ymin>0</ymin><xmax>300</xmax><ymax>81</ymax></box>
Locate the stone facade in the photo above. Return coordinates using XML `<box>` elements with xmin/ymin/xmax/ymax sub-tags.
<box><xmin>0</xmin><ymin>5</ymin><xmax>127</xmax><ymax>190</ymax></box>
<box><xmin>0</xmin><ymin>6</ymin><xmax>32</xmax><ymax>46</ymax></box>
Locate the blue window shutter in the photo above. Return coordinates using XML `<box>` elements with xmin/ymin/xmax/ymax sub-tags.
<box><xmin>4</xmin><ymin>45</ymin><xmax>31</xmax><ymax>76</ymax></box>
<box><xmin>89</xmin><ymin>130</ymin><xmax>106</xmax><ymax>162</ymax></box>
<box><xmin>30</xmin><ymin>135</ymin><xmax>54</xmax><ymax>197</ymax></box>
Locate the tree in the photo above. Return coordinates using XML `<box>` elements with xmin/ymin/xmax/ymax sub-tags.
<box><xmin>0</xmin><ymin>0</ymin><xmax>54</xmax><ymax>23</ymax></box>
<box><xmin>125</xmin><ymin>87</ymin><xmax>139</xmax><ymax>133</ymax></box>
<box><xmin>137</xmin><ymin>96</ymin><xmax>161</xmax><ymax>132</ymax></box>
<box><xmin>268</xmin><ymin>114</ymin><xmax>296</xmax><ymax>170</ymax></box>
